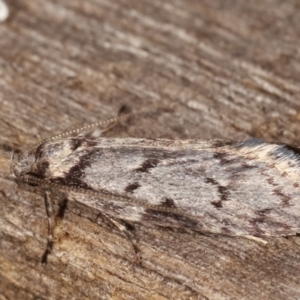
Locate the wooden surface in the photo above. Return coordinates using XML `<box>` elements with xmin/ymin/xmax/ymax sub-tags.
<box><xmin>1</xmin><ymin>0</ymin><xmax>300</xmax><ymax>299</ymax></box>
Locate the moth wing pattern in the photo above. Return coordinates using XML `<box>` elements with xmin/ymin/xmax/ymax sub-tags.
<box><xmin>14</xmin><ymin>134</ymin><xmax>300</xmax><ymax>237</ymax></box>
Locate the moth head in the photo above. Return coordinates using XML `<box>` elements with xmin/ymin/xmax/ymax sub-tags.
<box><xmin>12</xmin><ymin>138</ymin><xmax>80</xmax><ymax>185</ymax></box>
<box><xmin>11</xmin><ymin>149</ymin><xmax>37</xmax><ymax>180</ymax></box>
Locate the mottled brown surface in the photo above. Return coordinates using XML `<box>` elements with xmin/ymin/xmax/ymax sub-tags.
<box><xmin>1</xmin><ymin>0</ymin><xmax>300</xmax><ymax>299</ymax></box>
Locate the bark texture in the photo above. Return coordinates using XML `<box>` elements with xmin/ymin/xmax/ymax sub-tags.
<box><xmin>1</xmin><ymin>0</ymin><xmax>300</xmax><ymax>299</ymax></box>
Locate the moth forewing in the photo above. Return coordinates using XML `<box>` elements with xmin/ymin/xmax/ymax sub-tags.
<box><xmin>14</xmin><ymin>136</ymin><xmax>300</xmax><ymax>238</ymax></box>
<box><xmin>12</xmin><ymin>104</ymin><xmax>300</xmax><ymax>262</ymax></box>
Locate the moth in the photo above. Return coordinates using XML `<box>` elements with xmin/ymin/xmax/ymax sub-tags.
<box><xmin>12</xmin><ymin>104</ymin><xmax>300</xmax><ymax>261</ymax></box>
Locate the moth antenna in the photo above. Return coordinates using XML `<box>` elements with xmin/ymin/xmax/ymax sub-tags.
<box><xmin>27</xmin><ymin>102</ymin><xmax>175</xmax><ymax>152</ymax></box>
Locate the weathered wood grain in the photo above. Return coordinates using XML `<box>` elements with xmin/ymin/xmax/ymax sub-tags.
<box><xmin>1</xmin><ymin>0</ymin><xmax>300</xmax><ymax>299</ymax></box>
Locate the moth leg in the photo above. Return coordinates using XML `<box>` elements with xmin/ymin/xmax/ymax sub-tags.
<box><xmin>41</xmin><ymin>191</ymin><xmax>54</xmax><ymax>264</ymax></box>
<box><xmin>99</xmin><ymin>213</ymin><xmax>141</xmax><ymax>264</ymax></box>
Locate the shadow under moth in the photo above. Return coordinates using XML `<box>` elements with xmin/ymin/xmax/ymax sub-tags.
<box><xmin>12</xmin><ymin>104</ymin><xmax>300</xmax><ymax>263</ymax></box>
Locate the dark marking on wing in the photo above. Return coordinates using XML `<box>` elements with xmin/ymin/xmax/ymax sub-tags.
<box><xmin>205</xmin><ymin>177</ymin><xmax>229</xmax><ymax>208</ymax></box>
<box><xmin>273</xmin><ymin>188</ymin><xmax>291</xmax><ymax>206</ymax></box>
<box><xmin>49</xmin><ymin>149</ymin><xmax>99</xmax><ymax>189</ymax></box>
<box><xmin>135</xmin><ymin>158</ymin><xmax>159</xmax><ymax>172</ymax></box>
<box><xmin>125</xmin><ymin>182</ymin><xmax>141</xmax><ymax>193</ymax></box>
<box><xmin>218</xmin><ymin>186</ymin><xmax>229</xmax><ymax>201</ymax></box>
<box><xmin>64</xmin><ymin>163</ymin><xmax>90</xmax><ymax>189</ymax></box>
<box><xmin>205</xmin><ymin>177</ymin><xmax>217</xmax><ymax>185</ymax></box>
<box><xmin>34</xmin><ymin>143</ymin><xmax>46</xmax><ymax>159</ymax></box>
<box><xmin>211</xmin><ymin>201</ymin><xmax>222</xmax><ymax>208</ymax></box>
<box><xmin>161</xmin><ymin>198</ymin><xmax>176</xmax><ymax>208</ymax></box>
<box><xmin>213</xmin><ymin>152</ymin><xmax>232</xmax><ymax>164</ymax></box>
